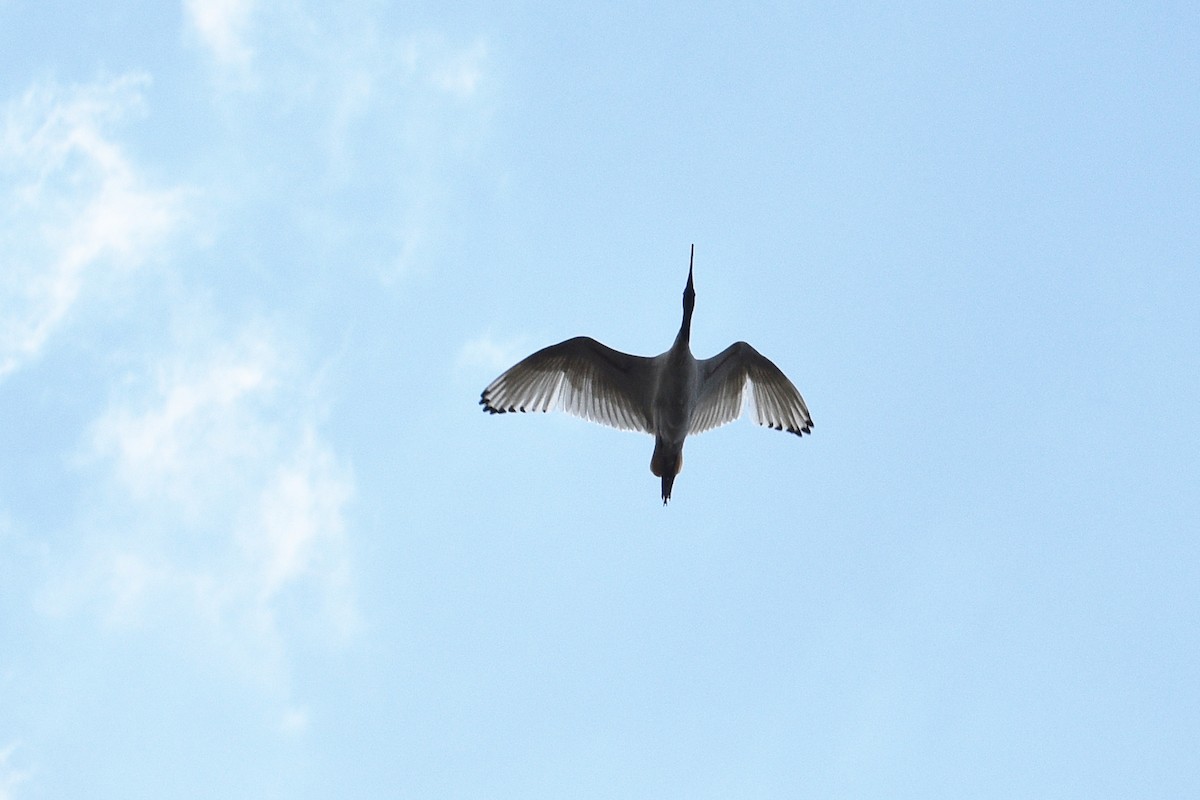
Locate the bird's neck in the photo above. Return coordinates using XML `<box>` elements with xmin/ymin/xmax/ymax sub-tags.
<box><xmin>673</xmin><ymin>304</ymin><xmax>694</xmax><ymax>350</ymax></box>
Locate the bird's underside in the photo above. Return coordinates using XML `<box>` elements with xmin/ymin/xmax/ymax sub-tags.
<box><xmin>480</xmin><ymin>245</ymin><xmax>811</xmax><ymax>504</ymax></box>
<box><xmin>480</xmin><ymin>338</ymin><xmax>812</xmax><ymax>504</ymax></box>
<box><xmin>480</xmin><ymin>339</ymin><xmax>812</xmax><ymax>433</ymax></box>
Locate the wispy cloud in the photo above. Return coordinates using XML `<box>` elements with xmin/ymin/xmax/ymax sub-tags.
<box><xmin>0</xmin><ymin>74</ymin><xmax>186</xmax><ymax>380</ymax></box>
<box><xmin>0</xmin><ymin>742</ymin><xmax>30</xmax><ymax>800</ymax></box>
<box><xmin>4</xmin><ymin>0</ymin><xmax>487</xmax><ymax>717</ymax></box>
<box><xmin>44</xmin><ymin>322</ymin><xmax>357</xmax><ymax>685</ymax></box>
<box><xmin>182</xmin><ymin>2</ymin><xmax>493</xmax><ymax>281</ymax></box>
<box><xmin>279</xmin><ymin>706</ymin><xmax>309</xmax><ymax>736</ymax></box>
<box><xmin>90</xmin><ymin>327</ymin><xmax>280</xmax><ymax>516</ymax></box>
<box><xmin>183</xmin><ymin>0</ymin><xmax>256</xmax><ymax>76</ymax></box>
<box><xmin>430</xmin><ymin>38</ymin><xmax>489</xmax><ymax>99</ymax></box>
<box><xmin>457</xmin><ymin>333</ymin><xmax>524</xmax><ymax>375</ymax></box>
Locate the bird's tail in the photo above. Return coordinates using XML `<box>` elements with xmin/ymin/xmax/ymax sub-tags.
<box><xmin>660</xmin><ymin>471</ymin><xmax>678</xmax><ymax>505</ymax></box>
<box><xmin>650</xmin><ymin>438</ymin><xmax>684</xmax><ymax>505</ymax></box>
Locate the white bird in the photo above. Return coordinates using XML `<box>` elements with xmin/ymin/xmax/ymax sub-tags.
<box><xmin>480</xmin><ymin>245</ymin><xmax>813</xmax><ymax>504</ymax></box>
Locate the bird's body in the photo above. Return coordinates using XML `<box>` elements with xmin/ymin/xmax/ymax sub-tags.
<box><xmin>480</xmin><ymin>245</ymin><xmax>812</xmax><ymax>503</ymax></box>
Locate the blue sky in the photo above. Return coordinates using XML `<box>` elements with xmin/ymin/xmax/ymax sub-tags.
<box><xmin>1</xmin><ymin>1</ymin><xmax>1198</xmax><ymax>797</ymax></box>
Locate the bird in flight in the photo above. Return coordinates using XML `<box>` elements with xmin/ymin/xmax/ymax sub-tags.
<box><xmin>480</xmin><ymin>245</ymin><xmax>813</xmax><ymax>504</ymax></box>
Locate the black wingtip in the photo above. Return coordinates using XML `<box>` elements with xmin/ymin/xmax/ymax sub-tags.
<box><xmin>480</xmin><ymin>391</ymin><xmax>508</xmax><ymax>414</ymax></box>
<box><xmin>762</xmin><ymin>420</ymin><xmax>814</xmax><ymax>437</ymax></box>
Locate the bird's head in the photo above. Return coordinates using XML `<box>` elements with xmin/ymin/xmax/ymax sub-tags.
<box><xmin>683</xmin><ymin>243</ymin><xmax>696</xmax><ymax>315</ymax></box>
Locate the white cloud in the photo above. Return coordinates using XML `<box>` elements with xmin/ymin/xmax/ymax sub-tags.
<box><xmin>0</xmin><ymin>742</ymin><xmax>30</xmax><ymax>800</ymax></box>
<box><xmin>279</xmin><ymin>706</ymin><xmax>309</xmax><ymax>736</ymax></box>
<box><xmin>2</xmin><ymin>3</ymin><xmax>488</xmax><ymax>709</ymax></box>
<box><xmin>91</xmin><ymin>328</ymin><xmax>280</xmax><ymax>517</ymax></box>
<box><xmin>183</xmin><ymin>0</ymin><xmax>256</xmax><ymax>74</ymax></box>
<box><xmin>46</xmin><ymin>323</ymin><xmax>358</xmax><ymax>684</ymax></box>
<box><xmin>430</xmin><ymin>38</ymin><xmax>488</xmax><ymax>98</ymax></box>
<box><xmin>457</xmin><ymin>333</ymin><xmax>524</xmax><ymax>375</ymax></box>
<box><xmin>185</xmin><ymin>0</ymin><xmax>489</xmax><ymax>105</ymax></box>
<box><xmin>180</xmin><ymin>2</ymin><xmax>493</xmax><ymax>281</ymax></box>
<box><xmin>0</xmin><ymin>74</ymin><xmax>186</xmax><ymax>380</ymax></box>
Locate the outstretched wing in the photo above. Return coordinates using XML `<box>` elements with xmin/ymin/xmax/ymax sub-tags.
<box><xmin>689</xmin><ymin>341</ymin><xmax>813</xmax><ymax>436</ymax></box>
<box><xmin>480</xmin><ymin>336</ymin><xmax>655</xmax><ymax>433</ymax></box>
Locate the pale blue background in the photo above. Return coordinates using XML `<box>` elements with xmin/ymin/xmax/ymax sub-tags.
<box><xmin>1</xmin><ymin>1</ymin><xmax>1198</xmax><ymax>797</ymax></box>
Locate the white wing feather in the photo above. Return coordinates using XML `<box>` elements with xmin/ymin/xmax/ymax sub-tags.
<box><xmin>689</xmin><ymin>341</ymin><xmax>813</xmax><ymax>436</ymax></box>
<box><xmin>480</xmin><ymin>336</ymin><xmax>655</xmax><ymax>433</ymax></box>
